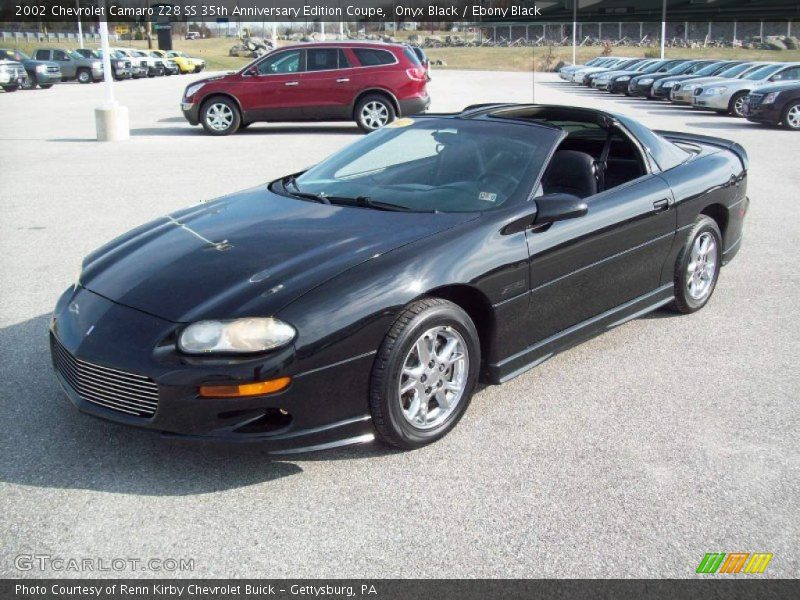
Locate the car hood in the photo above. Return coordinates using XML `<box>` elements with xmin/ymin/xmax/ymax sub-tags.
<box><xmin>80</xmin><ymin>186</ymin><xmax>476</xmax><ymax>323</ymax></box>
<box><xmin>703</xmin><ymin>78</ymin><xmax>769</xmax><ymax>92</ymax></box>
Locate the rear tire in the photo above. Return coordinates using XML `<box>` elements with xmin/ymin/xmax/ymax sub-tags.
<box><xmin>200</xmin><ymin>96</ymin><xmax>241</xmax><ymax>136</ymax></box>
<box><xmin>669</xmin><ymin>215</ymin><xmax>722</xmax><ymax>314</ymax></box>
<box><xmin>370</xmin><ymin>298</ymin><xmax>480</xmax><ymax>450</ymax></box>
<box><xmin>77</xmin><ymin>68</ymin><xmax>91</xmax><ymax>84</ymax></box>
<box><xmin>39</xmin><ymin>84</ymin><xmax>53</xmax><ymax>89</ymax></box>
<box><xmin>782</xmin><ymin>101</ymin><xmax>800</xmax><ymax>130</ymax></box>
<box><xmin>355</xmin><ymin>94</ymin><xmax>396</xmax><ymax>133</ymax></box>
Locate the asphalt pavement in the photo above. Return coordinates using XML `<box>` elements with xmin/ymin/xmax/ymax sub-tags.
<box><xmin>0</xmin><ymin>69</ymin><xmax>797</xmax><ymax>578</ymax></box>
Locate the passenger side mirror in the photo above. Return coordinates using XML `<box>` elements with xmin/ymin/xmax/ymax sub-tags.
<box><xmin>534</xmin><ymin>193</ymin><xmax>588</xmax><ymax>225</ymax></box>
<box><xmin>244</xmin><ymin>66</ymin><xmax>257</xmax><ymax>76</ymax></box>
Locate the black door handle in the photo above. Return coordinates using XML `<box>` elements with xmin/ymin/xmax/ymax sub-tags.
<box><xmin>653</xmin><ymin>199</ymin><xmax>669</xmax><ymax>212</ymax></box>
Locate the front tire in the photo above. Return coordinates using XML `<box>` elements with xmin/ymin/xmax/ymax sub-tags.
<box><xmin>76</xmin><ymin>68</ymin><xmax>91</xmax><ymax>84</ymax></box>
<box><xmin>39</xmin><ymin>84</ymin><xmax>53</xmax><ymax>89</ymax></box>
<box><xmin>355</xmin><ymin>94</ymin><xmax>396</xmax><ymax>133</ymax></box>
<box><xmin>200</xmin><ymin>96</ymin><xmax>241</xmax><ymax>136</ymax></box>
<box><xmin>370</xmin><ymin>298</ymin><xmax>480</xmax><ymax>450</ymax></box>
<box><xmin>22</xmin><ymin>76</ymin><xmax>37</xmax><ymax>90</ymax></box>
<box><xmin>728</xmin><ymin>91</ymin><xmax>748</xmax><ymax>117</ymax></box>
<box><xmin>782</xmin><ymin>101</ymin><xmax>800</xmax><ymax>130</ymax></box>
<box><xmin>670</xmin><ymin>215</ymin><xmax>722</xmax><ymax>314</ymax></box>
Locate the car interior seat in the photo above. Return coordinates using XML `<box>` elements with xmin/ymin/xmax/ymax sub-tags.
<box><xmin>541</xmin><ymin>150</ymin><xmax>598</xmax><ymax>199</ymax></box>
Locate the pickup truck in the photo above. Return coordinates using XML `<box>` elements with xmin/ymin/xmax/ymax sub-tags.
<box><xmin>74</xmin><ymin>48</ymin><xmax>133</xmax><ymax>80</ymax></box>
<box><xmin>0</xmin><ymin>48</ymin><xmax>60</xmax><ymax>89</ymax></box>
<box><xmin>33</xmin><ymin>47</ymin><xmax>103</xmax><ymax>83</ymax></box>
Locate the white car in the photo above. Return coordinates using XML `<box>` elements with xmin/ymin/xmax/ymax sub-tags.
<box><xmin>558</xmin><ymin>57</ymin><xmax>611</xmax><ymax>80</ymax></box>
<box><xmin>569</xmin><ymin>58</ymin><xmax>631</xmax><ymax>83</ymax></box>
<box><xmin>0</xmin><ymin>58</ymin><xmax>28</xmax><ymax>91</ymax></box>
<box><xmin>692</xmin><ymin>62</ymin><xmax>800</xmax><ymax>116</ymax></box>
<box><xmin>131</xmin><ymin>50</ymin><xmax>165</xmax><ymax>77</ymax></box>
<box><xmin>110</xmin><ymin>48</ymin><xmax>148</xmax><ymax>78</ymax></box>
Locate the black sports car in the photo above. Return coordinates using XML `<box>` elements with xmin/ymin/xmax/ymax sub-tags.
<box><xmin>50</xmin><ymin>105</ymin><xmax>749</xmax><ymax>452</ymax></box>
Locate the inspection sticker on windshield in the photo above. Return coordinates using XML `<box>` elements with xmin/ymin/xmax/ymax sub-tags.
<box><xmin>387</xmin><ymin>118</ymin><xmax>415</xmax><ymax>128</ymax></box>
<box><xmin>479</xmin><ymin>191</ymin><xmax>498</xmax><ymax>203</ymax></box>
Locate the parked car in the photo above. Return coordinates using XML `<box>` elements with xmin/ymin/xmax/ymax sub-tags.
<box><xmin>570</xmin><ymin>57</ymin><xmax>632</xmax><ymax>83</ymax></box>
<box><xmin>558</xmin><ymin>57</ymin><xmax>614</xmax><ymax>81</ymax></box>
<box><xmin>743</xmin><ymin>82</ymin><xmax>800</xmax><ymax>130</ymax></box>
<box><xmin>653</xmin><ymin>60</ymin><xmax>743</xmax><ymax>100</ymax></box>
<box><xmin>591</xmin><ymin>59</ymin><xmax>656</xmax><ymax>92</ymax></box>
<box><xmin>149</xmin><ymin>50</ymin><xmax>179</xmax><ymax>75</ymax></box>
<box><xmin>669</xmin><ymin>62</ymin><xmax>769</xmax><ymax>104</ymax></box>
<box><xmin>109</xmin><ymin>48</ymin><xmax>148</xmax><ymax>78</ymax></box>
<box><xmin>650</xmin><ymin>60</ymin><xmax>737</xmax><ymax>99</ymax></box>
<box><xmin>131</xmin><ymin>50</ymin><xmax>165</xmax><ymax>77</ymax></box>
<box><xmin>50</xmin><ymin>104</ymin><xmax>748</xmax><ymax>451</ymax></box>
<box><xmin>181</xmin><ymin>42</ymin><xmax>430</xmax><ymax>135</ymax></box>
<box><xmin>75</xmin><ymin>48</ymin><xmax>132</xmax><ymax>80</ymax></box>
<box><xmin>627</xmin><ymin>59</ymin><xmax>692</xmax><ymax>97</ymax></box>
<box><xmin>168</xmin><ymin>50</ymin><xmax>204</xmax><ymax>73</ymax></box>
<box><xmin>33</xmin><ymin>47</ymin><xmax>103</xmax><ymax>83</ymax></box>
<box><xmin>185</xmin><ymin>31</ymin><xmax>201</xmax><ymax>40</ymax></box>
<box><xmin>406</xmin><ymin>44</ymin><xmax>430</xmax><ymax>80</ymax></box>
<box><xmin>0</xmin><ymin>58</ymin><xmax>28</xmax><ymax>91</ymax></box>
<box><xmin>692</xmin><ymin>62</ymin><xmax>800</xmax><ymax>116</ymax></box>
<box><xmin>0</xmin><ymin>48</ymin><xmax>60</xmax><ymax>89</ymax></box>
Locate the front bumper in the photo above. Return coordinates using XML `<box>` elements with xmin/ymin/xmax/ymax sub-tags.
<box><xmin>181</xmin><ymin>100</ymin><xmax>200</xmax><ymax>125</ymax></box>
<box><xmin>34</xmin><ymin>71</ymin><xmax>61</xmax><ymax>85</ymax></box>
<box><xmin>628</xmin><ymin>81</ymin><xmax>654</xmax><ymax>97</ymax></box>
<box><xmin>692</xmin><ymin>92</ymin><xmax>729</xmax><ymax>110</ymax></box>
<box><xmin>398</xmin><ymin>93</ymin><xmax>430</xmax><ymax>117</ymax></box>
<box><xmin>743</xmin><ymin>101</ymin><xmax>782</xmax><ymax>125</ymax></box>
<box><xmin>670</xmin><ymin>88</ymin><xmax>695</xmax><ymax>104</ymax></box>
<box><xmin>652</xmin><ymin>85</ymin><xmax>673</xmax><ymax>99</ymax></box>
<box><xmin>49</xmin><ymin>286</ymin><xmax>376</xmax><ymax>452</ymax></box>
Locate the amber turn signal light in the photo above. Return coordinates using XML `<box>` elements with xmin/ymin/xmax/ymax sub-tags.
<box><xmin>199</xmin><ymin>376</ymin><xmax>291</xmax><ymax>398</ymax></box>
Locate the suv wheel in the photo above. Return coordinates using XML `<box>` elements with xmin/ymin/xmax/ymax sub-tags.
<box><xmin>355</xmin><ymin>95</ymin><xmax>395</xmax><ymax>132</ymax></box>
<box><xmin>22</xmin><ymin>77</ymin><xmax>37</xmax><ymax>90</ymax></box>
<box><xmin>76</xmin><ymin>69</ymin><xmax>91</xmax><ymax>84</ymax></box>
<box><xmin>200</xmin><ymin>96</ymin><xmax>241</xmax><ymax>136</ymax></box>
<box><xmin>782</xmin><ymin>101</ymin><xmax>800</xmax><ymax>131</ymax></box>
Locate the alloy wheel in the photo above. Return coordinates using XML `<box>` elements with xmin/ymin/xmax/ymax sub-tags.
<box><xmin>733</xmin><ymin>95</ymin><xmax>746</xmax><ymax>117</ymax></box>
<box><xmin>361</xmin><ymin>101</ymin><xmax>389</xmax><ymax>130</ymax></box>
<box><xmin>786</xmin><ymin>105</ymin><xmax>800</xmax><ymax>130</ymax></box>
<box><xmin>398</xmin><ymin>326</ymin><xmax>469</xmax><ymax>430</ymax></box>
<box><xmin>686</xmin><ymin>232</ymin><xmax>718</xmax><ymax>301</ymax></box>
<box><xmin>205</xmin><ymin>103</ymin><xmax>233</xmax><ymax>132</ymax></box>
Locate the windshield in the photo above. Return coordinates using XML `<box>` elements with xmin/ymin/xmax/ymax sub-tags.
<box><xmin>721</xmin><ymin>63</ymin><xmax>755</xmax><ymax>78</ymax></box>
<box><xmin>694</xmin><ymin>62</ymin><xmax>725</xmax><ymax>76</ymax></box>
<box><xmin>666</xmin><ymin>62</ymin><xmax>694</xmax><ymax>75</ymax></box>
<box><xmin>69</xmin><ymin>51</ymin><xmax>88</xmax><ymax>60</ymax></box>
<box><xmin>291</xmin><ymin>118</ymin><xmax>558</xmax><ymax>213</ymax></box>
<box><xmin>2</xmin><ymin>49</ymin><xmax>30</xmax><ymax>60</ymax></box>
<box><xmin>641</xmin><ymin>61</ymin><xmax>665</xmax><ymax>74</ymax></box>
<box><xmin>744</xmin><ymin>64</ymin><xmax>783</xmax><ymax>80</ymax></box>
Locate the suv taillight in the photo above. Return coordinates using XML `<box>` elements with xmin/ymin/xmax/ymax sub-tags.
<box><xmin>406</xmin><ymin>68</ymin><xmax>426</xmax><ymax>81</ymax></box>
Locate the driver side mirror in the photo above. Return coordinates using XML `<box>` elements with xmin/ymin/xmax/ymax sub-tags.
<box><xmin>244</xmin><ymin>66</ymin><xmax>257</xmax><ymax>76</ymax></box>
<box><xmin>534</xmin><ymin>193</ymin><xmax>588</xmax><ymax>225</ymax></box>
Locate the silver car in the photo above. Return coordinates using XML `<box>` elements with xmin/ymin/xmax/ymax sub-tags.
<box><xmin>692</xmin><ymin>62</ymin><xmax>800</xmax><ymax>116</ymax></box>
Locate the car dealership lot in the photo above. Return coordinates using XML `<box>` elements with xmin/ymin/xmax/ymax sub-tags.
<box><xmin>1</xmin><ymin>71</ymin><xmax>798</xmax><ymax>578</ymax></box>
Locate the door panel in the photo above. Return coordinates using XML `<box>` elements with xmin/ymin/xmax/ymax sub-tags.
<box><xmin>237</xmin><ymin>49</ymin><xmax>306</xmax><ymax>121</ymax></box>
<box><xmin>525</xmin><ymin>174</ymin><xmax>676</xmax><ymax>343</ymax></box>
<box><xmin>301</xmin><ymin>49</ymin><xmax>356</xmax><ymax>119</ymax></box>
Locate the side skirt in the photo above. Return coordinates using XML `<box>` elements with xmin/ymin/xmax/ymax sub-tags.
<box><xmin>485</xmin><ymin>284</ymin><xmax>675</xmax><ymax>384</ymax></box>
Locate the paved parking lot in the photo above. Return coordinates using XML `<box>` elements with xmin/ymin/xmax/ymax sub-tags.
<box><xmin>0</xmin><ymin>70</ymin><xmax>797</xmax><ymax>578</ymax></box>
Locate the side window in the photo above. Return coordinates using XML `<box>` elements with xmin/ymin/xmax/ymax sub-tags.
<box><xmin>353</xmin><ymin>48</ymin><xmax>396</xmax><ymax>67</ymax></box>
<box><xmin>257</xmin><ymin>50</ymin><xmax>302</xmax><ymax>75</ymax></box>
<box><xmin>35</xmin><ymin>50</ymin><xmax>49</xmax><ymax>60</ymax></box>
<box><xmin>338</xmin><ymin>49</ymin><xmax>350</xmax><ymax>68</ymax></box>
<box><xmin>53</xmin><ymin>50</ymin><xmax>69</xmax><ymax>61</ymax></box>
<box><xmin>305</xmin><ymin>48</ymin><xmax>339</xmax><ymax>72</ymax></box>
<box><xmin>773</xmin><ymin>66</ymin><xmax>800</xmax><ymax>81</ymax></box>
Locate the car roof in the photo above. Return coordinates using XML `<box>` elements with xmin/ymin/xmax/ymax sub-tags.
<box><xmin>279</xmin><ymin>41</ymin><xmax>408</xmax><ymax>51</ymax></box>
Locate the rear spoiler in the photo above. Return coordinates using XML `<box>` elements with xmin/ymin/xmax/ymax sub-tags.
<box><xmin>655</xmin><ymin>129</ymin><xmax>749</xmax><ymax>171</ymax></box>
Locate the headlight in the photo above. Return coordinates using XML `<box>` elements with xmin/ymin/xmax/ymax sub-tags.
<box><xmin>178</xmin><ymin>317</ymin><xmax>296</xmax><ymax>354</ymax></box>
<box><xmin>185</xmin><ymin>82</ymin><xmax>205</xmax><ymax>98</ymax></box>
<box><xmin>35</xmin><ymin>64</ymin><xmax>48</xmax><ymax>73</ymax></box>
<box><xmin>662</xmin><ymin>81</ymin><xmax>675</xmax><ymax>88</ymax></box>
<box><xmin>684</xmin><ymin>84</ymin><xmax>696</xmax><ymax>91</ymax></box>
<box><xmin>704</xmin><ymin>87</ymin><xmax>727</xmax><ymax>95</ymax></box>
<box><xmin>0</xmin><ymin>65</ymin><xmax>8</xmax><ymax>73</ymax></box>
<box><xmin>617</xmin><ymin>75</ymin><xmax>630</xmax><ymax>82</ymax></box>
<box><xmin>639</xmin><ymin>78</ymin><xmax>654</xmax><ymax>85</ymax></box>
<box><xmin>762</xmin><ymin>92</ymin><xmax>779</xmax><ymax>104</ymax></box>
<box><xmin>92</xmin><ymin>61</ymin><xmax>102</xmax><ymax>69</ymax></box>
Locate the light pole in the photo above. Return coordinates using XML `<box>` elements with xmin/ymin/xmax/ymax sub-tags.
<box><xmin>660</xmin><ymin>0</ymin><xmax>667</xmax><ymax>60</ymax></box>
<box><xmin>572</xmin><ymin>0</ymin><xmax>577</xmax><ymax>65</ymax></box>
<box><xmin>95</xmin><ymin>0</ymin><xmax>129</xmax><ymax>141</ymax></box>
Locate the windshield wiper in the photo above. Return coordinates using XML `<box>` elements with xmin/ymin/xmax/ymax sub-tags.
<box><xmin>281</xmin><ymin>176</ymin><xmax>331</xmax><ymax>205</ymax></box>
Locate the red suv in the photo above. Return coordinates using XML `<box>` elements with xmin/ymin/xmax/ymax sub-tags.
<box><xmin>181</xmin><ymin>42</ymin><xmax>430</xmax><ymax>135</ymax></box>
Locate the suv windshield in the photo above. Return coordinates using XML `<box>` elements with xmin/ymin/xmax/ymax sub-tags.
<box><xmin>291</xmin><ymin>118</ymin><xmax>558</xmax><ymax>213</ymax></box>
<box><xmin>1</xmin><ymin>49</ymin><xmax>29</xmax><ymax>60</ymax></box>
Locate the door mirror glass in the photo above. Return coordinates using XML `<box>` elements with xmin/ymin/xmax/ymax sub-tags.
<box><xmin>535</xmin><ymin>193</ymin><xmax>588</xmax><ymax>225</ymax></box>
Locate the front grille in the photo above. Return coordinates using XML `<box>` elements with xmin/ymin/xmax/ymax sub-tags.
<box><xmin>124</xmin><ymin>60</ymin><xmax>131</xmax><ymax>68</ymax></box>
<box><xmin>47</xmin><ymin>66</ymin><xmax>60</xmax><ymax>74</ymax></box>
<box><xmin>694</xmin><ymin>88</ymin><xmax>703</xmax><ymax>96</ymax></box>
<box><xmin>9</xmin><ymin>64</ymin><xmax>25</xmax><ymax>78</ymax></box>
<box><xmin>155</xmin><ymin>60</ymin><xmax>163</xmax><ymax>67</ymax></box>
<box><xmin>51</xmin><ymin>336</ymin><xmax>159</xmax><ymax>418</ymax></box>
<box><xmin>747</xmin><ymin>93</ymin><xmax>764</xmax><ymax>109</ymax></box>
<box><xmin>673</xmin><ymin>84</ymin><xmax>681</xmax><ymax>91</ymax></box>
<box><xmin>140</xmin><ymin>60</ymin><xmax>148</xmax><ymax>67</ymax></box>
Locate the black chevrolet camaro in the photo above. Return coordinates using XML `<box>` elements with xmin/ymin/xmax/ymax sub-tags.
<box><xmin>50</xmin><ymin>105</ymin><xmax>749</xmax><ymax>452</ymax></box>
